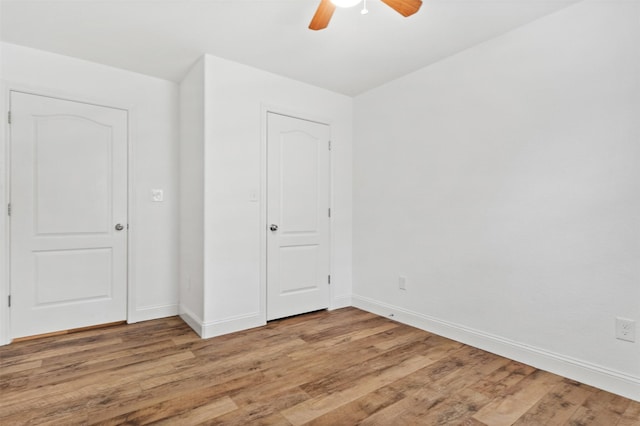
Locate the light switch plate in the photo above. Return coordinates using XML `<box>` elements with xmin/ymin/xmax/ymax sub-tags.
<box><xmin>398</xmin><ymin>276</ymin><xmax>407</xmax><ymax>291</ymax></box>
<box><xmin>151</xmin><ymin>189</ymin><xmax>164</xmax><ymax>202</ymax></box>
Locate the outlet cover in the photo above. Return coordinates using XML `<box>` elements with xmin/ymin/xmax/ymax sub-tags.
<box><xmin>616</xmin><ymin>317</ymin><xmax>636</xmax><ymax>342</ymax></box>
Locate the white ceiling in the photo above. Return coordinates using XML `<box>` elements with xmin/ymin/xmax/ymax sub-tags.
<box><xmin>0</xmin><ymin>0</ymin><xmax>578</xmax><ymax>96</ymax></box>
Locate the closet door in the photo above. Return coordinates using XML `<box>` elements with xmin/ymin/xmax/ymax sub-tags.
<box><xmin>9</xmin><ymin>91</ymin><xmax>128</xmax><ymax>338</ymax></box>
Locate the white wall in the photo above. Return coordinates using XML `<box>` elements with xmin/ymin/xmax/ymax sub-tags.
<box><xmin>179</xmin><ymin>57</ymin><xmax>206</xmax><ymax>326</ymax></box>
<box><xmin>179</xmin><ymin>54</ymin><xmax>353</xmax><ymax>337</ymax></box>
<box><xmin>0</xmin><ymin>42</ymin><xmax>180</xmax><ymax>343</ymax></box>
<box><xmin>353</xmin><ymin>1</ymin><xmax>640</xmax><ymax>400</ymax></box>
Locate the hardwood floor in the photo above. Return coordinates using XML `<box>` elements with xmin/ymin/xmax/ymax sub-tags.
<box><xmin>1</xmin><ymin>307</ymin><xmax>638</xmax><ymax>425</ymax></box>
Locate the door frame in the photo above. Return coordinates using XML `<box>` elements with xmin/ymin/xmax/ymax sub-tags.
<box><xmin>259</xmin><ymin>104</ymin><xmax>333</xmax><ymax>323</ymax></box>
<box><xmin>0</xmin><ymin>82</ymin><xmax>134</xmax><ymax>345</ymax></box>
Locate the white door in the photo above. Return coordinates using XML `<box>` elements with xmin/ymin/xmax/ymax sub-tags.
<box><xmin>9</xmin><ymin>91</ymin><xmax>128</xmax><ymax>339</ymax></box>
<box><xmin>266</xmin><ymin>112</ymin><xmax>330</xmax><ymax>321</ymax></box>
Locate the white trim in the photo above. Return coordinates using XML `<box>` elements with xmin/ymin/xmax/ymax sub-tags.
<box><xmin>2</xmin><ymin>85</ymin><xmax>131</xmax><ymax>113</ymax></box>
<box><xmin>259</xmin><ymin>103</ymin><xmax>334</xmax><ymax>323</ymax></box>
<box><xmin>180</xmin><ymin>306</ymin><xmax>264</xmax><ymax>340</ymax></box>
<box><xmin>179</xmin><ymin>305</ymin><xmax>204</xmax><ymax>337</ymax></box>
<box><xmin>201</xmin><ymin>312</ymin><xmax>264</xmax><ymax>339</ymax></box>
<box><xmin>259</xmin><ymin>105</ymin><xmax>268</xmax><ymax>325</ymax></box>
<box><xmin>325</xmin><ymin>118</ymin><xmax>334</xmax><ymax>314</ymax></box>
<box><xmin>260</xmin><ymin>103</ymin><xmax>333</xmax><ymax>128</ymax></box>
<box><xmin>126</xmin><ymin>105</ymin><xmax>137</xmax><ymax>324</ymax></box>
<box><xmin>0</xmin><ymin>82</ymin><xmax>134</xmax><ymax>345</ymax></box>
<box><xmin>129</xmin><ymin>303</ymin><xmax>179</xmax><ymax>323</ymax></box>
<box><xmin>0</xmin><ymin>81</ymin><xmax>10</xmax><ymax>345</ymax></box>
<box><xmin>352</xmin><ymin>294</ymin><xmax>640</xmax><ymax>402</ymax></box>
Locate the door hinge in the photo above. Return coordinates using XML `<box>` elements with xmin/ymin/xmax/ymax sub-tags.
<box><xmin>7</xmin><ymin>203</ymin><xmax>11</xmax><ymax>216</ymax></box>
<box><xmin>8</xmin><ymin>295</ymin><xmax>11</xmax><ymax>308</ymax></box>
<box><xmin>328</xmin><ymin>275</ymin><xmax>331</xmax><ymax>284</ymax></box>
<box><xmin>7</xmin><ymin>111</ymin><xmax>11</xmax><ymax>125</ymax></box>
<box><xmin>328</xmin><ymin>140</ymin><xmax>332</xmax><ymax>151</ymax></box>
<box><xmin>328</xmin><ymin>208</ymin><xmax>331</xmax><ymax>218</ymax></box>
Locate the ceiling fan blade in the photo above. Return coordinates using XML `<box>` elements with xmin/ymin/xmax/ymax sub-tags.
<box><xmin>380</xmin><ymin>0</ymin><xmax>422</xmax><ymax>17</ymax></box>
<box><xmin>309</xmin><ymin>0</ymin><xmax>336</xmax><ymax>31</ymax></box>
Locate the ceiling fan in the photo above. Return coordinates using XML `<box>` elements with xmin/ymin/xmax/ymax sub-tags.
<box><xmin>309</xmin><ymin>0</ymin><xmax>423</xmax><ymax>31</ymax></box>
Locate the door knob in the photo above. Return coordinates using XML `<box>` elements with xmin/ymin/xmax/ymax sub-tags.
<box><xmin>115</xmin><ymin>224</ymin><xmax>124</xmax><ymax>231</ymax></box>
<box><xmin>270</xmin><ymin>224</ymin><xmax>279</xmax><ymax>231</ymax></box>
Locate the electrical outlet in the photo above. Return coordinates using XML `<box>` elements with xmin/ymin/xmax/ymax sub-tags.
<box><xmin>616</xmin><ymin>317</ymin><xmax>636</xmax><ymax>342</ymax></box>
<box><xmin>151</xmin><ymin>189</ymin><xmax>164</xmax><ymax>202</ymax></box>
<box><xmin>398</xmin><ymin>276</ymin><xmax>407</xmax><ymax>291</ymax></box>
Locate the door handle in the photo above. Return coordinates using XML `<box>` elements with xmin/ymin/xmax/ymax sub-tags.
<box><xmin>115</xmin><ymin>224</ymin><xmax>125</xmax><ymax>231</ymax></box>
<box><xmin>270</xmin><ymin>224</ymin><xmax>279</xmax><ymax>231</ymax></box>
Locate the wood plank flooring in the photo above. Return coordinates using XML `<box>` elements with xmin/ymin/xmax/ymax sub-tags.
<box><xmin>1</xmin><ymin>307</ymin><xmax>638</xmax><ymax>425</ymax></box>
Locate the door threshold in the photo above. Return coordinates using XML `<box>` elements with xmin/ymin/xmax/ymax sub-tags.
<box><xmin>12</xmin><ymin>321</ymin><xmax>127</xmax><ymax>343</ymax></box>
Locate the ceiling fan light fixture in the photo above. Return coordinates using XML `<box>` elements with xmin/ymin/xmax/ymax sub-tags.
<box><xmin>330</xmin><ymin>0</ymin><xmax>361</xmax><ymax>8</ymax></box>
<box><xmin>310</xmin><ymin>0</ymin><xmax>421</xmax><ymax>31</ymax></box>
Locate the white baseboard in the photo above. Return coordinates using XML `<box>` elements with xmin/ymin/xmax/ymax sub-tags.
<box><xmin>179</xmin><ymin>307</ymin><xmax>265</xmax><ymax>340</ymax></box>
<box><xmin>330</xmin><ymin>295</ymin><xmax>352</xmax><ymax>310</ymax></box>
<box><xmin>129</xmin><ymin>303</ymin><xmax>179</xmax><ymax>324</ymax></box>
<box><xmin>179</xmin><ymin>305</ymin><xmax>204</xmax><ymax>337</ymax></box>
<box><xmin>352</xmin><ymin>294</ymin><xmax>640</xmax><ymax>402</ymax></box>
<box><xmin>201</xmin><ymin>312</ymin><xmax>265</xmax><ymax>339</ymax></box>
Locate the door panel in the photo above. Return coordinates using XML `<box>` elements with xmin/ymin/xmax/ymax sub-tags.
<box><xmin>34</xmin><ymin>248</ymin><xmax>113</xmax><ymax>305</ymax></box>
<box><xmin>280</xmin><ymin>245</ymin><xmax>319</xmax><ymax>294</ymax></box>
<box><xmin>281</xmin><ymin>135</ymin><xmax>319</xmax><ymax>232</ymax></box>
<box><xmin>34</xmin><ymin>116</ymin><xmax>112</xmax><ymax>235</ymax></box>
<box><xmin>10</xmin><ymin>91</ymin><xmax>128</xmax><ymax>339</ymax></box>
<box><xmin>267</xmin><ymin>113</ymin><xmax>330</xmax><ymax>321</ymax></box>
